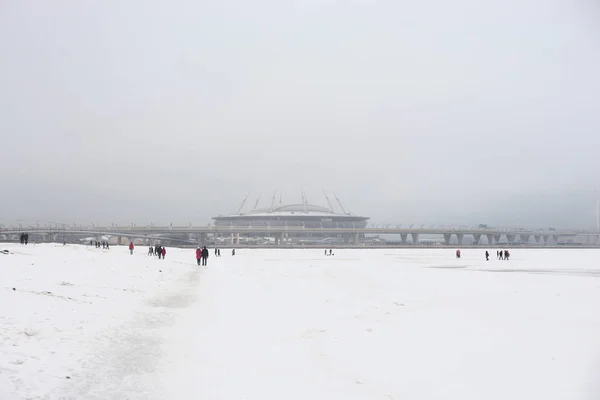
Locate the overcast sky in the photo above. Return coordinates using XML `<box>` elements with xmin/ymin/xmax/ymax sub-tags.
<box><xmin>1</xmin><ymin>0</ymin><xmax>599</xmax><ymax>228</ymax></box>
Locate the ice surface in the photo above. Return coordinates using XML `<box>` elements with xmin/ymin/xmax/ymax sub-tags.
<box><xmin>1</xmin><ymin>244</ymin><xmax>600</xmax><ymax>399</ymax></box>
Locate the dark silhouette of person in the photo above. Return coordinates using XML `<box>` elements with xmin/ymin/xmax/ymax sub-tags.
<box><xmin>201</xmin><ymin>246</ymin><xmax>209</xmax><ymax>266</ymax></box>
<box><xmin>485</xmin><ymin>250</ymin><xmax>489</xmax><ymax>261</ymax></box>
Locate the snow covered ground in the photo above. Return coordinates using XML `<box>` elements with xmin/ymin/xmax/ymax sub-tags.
<box><xmin>1</xmin><ymin>244</ymin><xmax>600</xmax><ymax>399</ymax></box>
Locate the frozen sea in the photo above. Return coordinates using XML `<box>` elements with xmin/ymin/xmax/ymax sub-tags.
<box><xmin>1</xmin><ymin>244</ymin><xmax>599</xmax><ymax>399</ymax></box>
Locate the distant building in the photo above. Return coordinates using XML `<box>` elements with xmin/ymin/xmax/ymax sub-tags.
<box><xmin>212</xmin><ymin>192</ymin><xmax>369</xmax><ymax>230</ymax></box>
<box><xmin>213</xmin><ymin>204</ymin><xmax>368</xmax><ymax>229</ymax></box>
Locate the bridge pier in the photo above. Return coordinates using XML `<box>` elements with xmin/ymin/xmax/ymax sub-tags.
<box><xmin>400</xmin><ymin>233</ymin><xmax>408</xmax><ymax>244</ymax></box>
<box><xmin>443</xmin><ymin>234</ymin><xmax>451</xmax><ymax>245</ymax></box>
<box><xmin>235</xmin><ymin>233</ymin><xmax>240</xmax><ymax>245</ymax></box>
<box><xmin>473</xmin><ymin>234</ymin><xmax>481</xmax><ymax>245</ymax></box>
<box><xmin>520</xmin><ymin>234</ymin><xmax>530</xmax><ymax>244</ymax></box>
<box><xmin>542</xmin><ymin>235</ymin><xmax>549</xmax><ymax>244</ymax></box>
<box><xmin>494</xmin><ymin>235</ymin><xmax>501</xmax><ymax>244</ymax></box>
<box><xmin>533</xmin><ymin>235</ymin><xmax>541</xmax><ymax>244</ymax></box>
<box><xmin>506</xmin><ymin>235</ymin><xmax>516</xmax><ymax>243</ymax></box>
<box><xmin>552</xmin><ymin>235</ymin><xmax>559</xmax><ymax>244</ymax></box>
<box><xmin>486</xmin><ymin>234</ymin><xmax>494</xmax><ymax>245</ymax></box>
<box><xmin>411</xmin><ymin>233</ymin><xmax>419</xmax><ymax>245</ymax></box>
<box><xmin>354</xmin><ymin>232</ymin><xmax>360</xmax><ymax>245</ymax></box>
<box><xmin>230</xmin><ymin>233</ymin><xmax>234</xmax><ymax>245</ymax></box>
<box><xmin>456</xmin><ymin>233</ymin><xmax>464</xmax><ymax>246</ymax></box>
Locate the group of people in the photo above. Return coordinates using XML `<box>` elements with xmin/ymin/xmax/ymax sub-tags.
<box><xmin>147</xmin><ymin>244</ymin><xmax>167</xmax><ymax>259</ymax></box>
<box><xmin>195</xmin><ymin>246</ymin><xmax>237</xmax><ymax>265</ymax></box>
<box><xmin>324</xmin><ymin>249</ymin><xmax>335</xmax><ymax>256</ymax></box>
<box><xmin>91</xmin><ymin>240</ymin><xmax>110</xmax><ymax>249</ymax></box>
<box><xmin>19</xmin><ymin>233</ymin><xmax>29</xmax><ymax>245</ymax></box>
<box><xmin>485</xmin><ymin>250</ymin><xmax>511</xmax><ymax>260</ymax></box>
<box><xmin>496</xmin><ymin>250</ymin><xmax>510</xmax><ymax>260</ymax></box>
<box><xmin>459</xmin><ymin>249</ymin><xmax>512</xmax><ymax>261</ymax></box>
<box><xmin>196</xmin><ymin>246</ymin><xmax>209</xmax><ymax>265</ymax></box>
<box><xmin>121</xmin><ymin>241</ymin><xmax>239</xmax><ymax>265</ymax></box>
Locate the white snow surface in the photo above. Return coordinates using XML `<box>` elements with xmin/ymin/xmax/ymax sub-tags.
<box><xmin>1</xmin><ymin>244</ymin><xmax>600</xmax><ymax>399</ymax></box>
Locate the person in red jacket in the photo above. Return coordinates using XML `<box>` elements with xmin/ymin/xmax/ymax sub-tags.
<box><xmin>195</xmin><ymin>247</ymin><xmax>201</xmax><ymax>265</ymax></box>
<box><xmin>129</xmin><ymin>241</ymin><xmax>134</xmax><ymax>255</ymax></box>
<box><xmin>161</xmin><ymin>247</ymin><xmax>166</xmax><ymax>259</ymax></box>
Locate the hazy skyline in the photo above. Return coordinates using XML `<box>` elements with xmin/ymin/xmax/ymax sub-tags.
<box><xmin>1</xmin><ymin>1</ymin><xmax>599</xmax><ymax>228</ymax></box>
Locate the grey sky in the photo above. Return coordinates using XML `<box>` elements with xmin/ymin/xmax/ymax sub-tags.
<box><xmin>1</xmin><ymin>0</ymin><xmax>599</xmax><ymax>228</ymax></box>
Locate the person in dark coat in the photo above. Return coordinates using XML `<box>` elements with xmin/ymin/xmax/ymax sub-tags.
<box><xmin>485</xmin><ymin>250</ymin><xmax>489</xmax><ymax>261</ymax></box>
<box><xmin>201</xmin><ymin>246</ymin><xmax>209</xmax><ymax>266</ymax></box>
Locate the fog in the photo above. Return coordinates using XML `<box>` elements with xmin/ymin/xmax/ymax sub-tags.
<box><xmin>1</xmin><ymin>0</ymin><xmax>599</xmax><ymax>228</ymax></box>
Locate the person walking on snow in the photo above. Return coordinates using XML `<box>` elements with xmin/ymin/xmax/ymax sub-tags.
<box><xmin>161</xmin><ymin>247</ymin><xmax>166</xmax><ymax>259</ymax></box>
<box><xmin>201</xmin><ymin>246</ymin><xmax>209</xmax><ymax>266</ymax></box>
<box><xmin>485</xmin><ymin>250</ymin><xmax>489</xmax><ymax>261</ymax></box>
<box><xmin>129</xmin><ymin>242</ymin><xmax>134</xmax><ymax>255</ymax></box>
<box><xmin>196</xmin><ymin>247</ymin><xmax>202</xmax><ymax>265</ymax></box>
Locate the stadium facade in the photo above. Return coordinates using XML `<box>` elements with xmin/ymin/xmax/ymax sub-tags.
<box><xmin>212</xmin><ymin>192</ymin><xmax>369</xmax><ymax>229</ymax></box>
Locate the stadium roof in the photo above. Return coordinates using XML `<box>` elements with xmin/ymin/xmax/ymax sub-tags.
<box><xmin>250</xmin><ymin>204</ymin><xmax>335</xmax><ymax>214</ymax></box>
<box><xmin>213</xmin><ymin>191</ymin><xmax>368</xmax><ymax>220</ymax></box>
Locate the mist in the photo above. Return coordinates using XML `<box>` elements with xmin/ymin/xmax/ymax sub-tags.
<box><xmin>1</xmin><ymin>0</ymin><xmax>599</xmax><ymax>228</ymax></box>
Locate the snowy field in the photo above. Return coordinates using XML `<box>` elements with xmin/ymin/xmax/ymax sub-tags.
<box><xmin>1</xmin><ymin>244</ymin><xmax>600</xmax><ymax>400</ymax></box>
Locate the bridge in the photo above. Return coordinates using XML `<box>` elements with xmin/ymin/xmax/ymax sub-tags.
<box><xmin>0</xmin><ymin>224</ymin><xmax>595</xmax><ymax>246</ymax></box>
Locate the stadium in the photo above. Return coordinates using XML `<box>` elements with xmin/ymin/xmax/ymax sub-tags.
<box><xmin>212</xmin><ymin>192</ymin><xmax>369</xmax><ymax>230</ymax></box>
